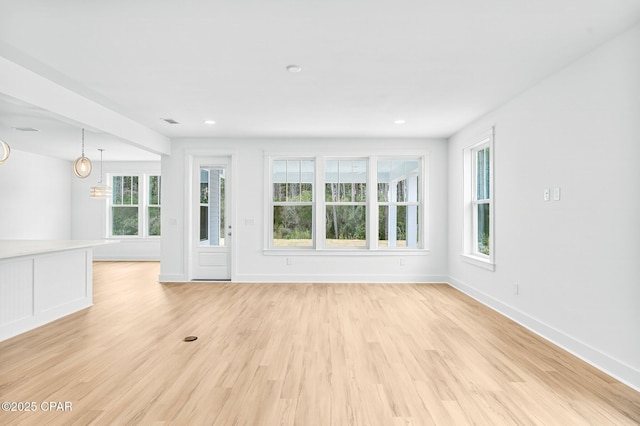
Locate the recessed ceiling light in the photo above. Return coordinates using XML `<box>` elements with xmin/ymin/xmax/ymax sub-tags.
<box><xmin>162</xmin><ymin>118</ymin><xmax>180</xmax><ymax>125</ymax></box>
<box><xmin>286</xmin><ymin>65</ymin><xmax>302</xmax><ymax>73</ymax></box>
<box><xmin>394</xmin><ymin>119</ymin><xmax>407</xmax><ymax>125</ymax></box>
<box><xmin>203</xmin><ymin>120</ymin><xmax>216</xmax><ymax>125</ymax></box>
<box><xmin>13</xmin><ymin>127</ymin><xmax>39</xmax><ymax>132</ymax></box>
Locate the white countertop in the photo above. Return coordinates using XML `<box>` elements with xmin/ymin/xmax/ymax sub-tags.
<box><xmin>0</xmin><ymin>240</ymin><xmax>118</xmax><ymax>260</ymax></box>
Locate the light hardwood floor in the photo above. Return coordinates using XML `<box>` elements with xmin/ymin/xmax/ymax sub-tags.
<box><xmin>0</xmin><ymin>261</ymin><xmax>638</xmax><ymax>425</ymax></box>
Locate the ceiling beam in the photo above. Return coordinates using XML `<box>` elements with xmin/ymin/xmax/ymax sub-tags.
<box><xmin>0</xmin><ymin>55</ymin><xmax>170</xmax><ymax>156</ymax></box>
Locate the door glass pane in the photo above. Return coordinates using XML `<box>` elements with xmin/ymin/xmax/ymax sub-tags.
<box><xmin>200</xmin><ymin>166</ymin><xmax>226</xmax><ymax>247</ymax></box>
<box><xmin>200</xmin><ymin>206</ymin><xmax>208</xmax><ymax>241</ymax></box>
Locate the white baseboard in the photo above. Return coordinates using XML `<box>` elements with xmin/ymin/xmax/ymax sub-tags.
<box><xmin>158</xmin><ymin>274</ymin><xmax>188</xmax><ymax>283</ymax></box>
<box><xmin>95</xmin><ymin>257</ymin><xmax>160</xmax><ymax>261</ymax></box>
<box><xmin>0</xmin><ymin>299</ymin><xmax>92</xmax><ymax>343</ymax></box>
<box><xmin>447</xmin><ymin>275</ymin><xmax>640</xmax><ymax>393</ymax></box>
<box><xmin>232</xmin><ymin>273</ymin><xmax>449</xmax><ymax>283</ymax></box>
<box><xmin>157</xmin><ymin>273</ymin><xmax>448</xmax><ymax>284</ymax></box>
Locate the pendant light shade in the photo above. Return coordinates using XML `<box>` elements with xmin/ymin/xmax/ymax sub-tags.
<box><xmin>0</xmin><ymin>139</ymin><xmax>10</xmax><ymax>165</ymax></box>
<box><xmin>90</xmin><ymin>183</ymin><xmax>112</xmax><ymax>198</ymax></box>
<box><xmin>73</xmin><ymin>129</ymin><xmax>92</xmax><ymax>178</ymax></box>
<box><xmin>73</xmin><ymin>157</ymin><xmax>92</xmax><ymax>177</ymax></box>
<box><xmin>90</xmin><ymin>149</ymin><xmax>112</xmax><ymax>199</ymax></box>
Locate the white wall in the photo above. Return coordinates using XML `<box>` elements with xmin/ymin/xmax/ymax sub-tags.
<box><xmin>71</xmin><ymin>161</ymin><xmax>161</xmax><ymax>260</ymax></box>
<box><xmin>448</xmin><ymin>24</ymin><xmax>640</xmax><ymax>390</ymax></box>
<box><xmin>0</xmin><ymin>149</ymin><xmax>71</xmax><ymax>239</ymax></box>
<box><xmin>160</xmin><ymin>138</ymin><xmax>448</xmax><ymax>283</ymax></box>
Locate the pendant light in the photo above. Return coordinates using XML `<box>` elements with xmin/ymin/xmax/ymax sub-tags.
<box><xmin>90</xmin><ymin>149</ymin><xmax>112</xmax><ymax>198</ymax></box>
<box><xmin>73</xmin><ymin>128</ymin><xmax>92</xmax><ymax>178</ymax></box>
<box><xmin>0</xmin><ymin>139</ymin><xmax>10</xmax><ymax>165</ymax></box>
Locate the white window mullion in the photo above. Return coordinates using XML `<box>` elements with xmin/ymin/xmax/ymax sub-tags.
<box><xmin>368</xmin><ymin>157</ymin><xmax>378</xmax><ymax>250</ymax></box>
<box><xmin>139</xmin><ymin>174</ymin><xmax>147</xmax><ymax>237</ymax></box>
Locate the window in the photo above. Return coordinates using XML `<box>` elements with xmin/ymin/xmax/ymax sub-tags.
<box><xmin>112</xmin><ymin>176</ymin><xmax>139</xmax><ymax>236</ymax></box>
<box><xmin>463</xmin><ymin>128</ymin><xmax>494</xmax><ymax>269</ymax></box>
<box><xmin>267</xmin><ymin>155</ymin><xmax>426</xmax><ymax>251</ymax></box>
<box><xmin>325</xmin><ymin>160</ymin><xmax>368</xmax><ymax>248</ymax></box>
<box><xmin>148</xmin><ymin>176</ymin><xmax>161</xmax><ymax>236</ymax></box>
<box><xmin>109</xmin><ymin>174</ymin><xmax>161</xmax><ymax>238</ymax></box>
<box><xmin>474</xmin><ymin>147</ymin><xmax>490</xmax><ymax>256</ymax></box>
<box><xmin>272</xmin><ymin>160</ymin><xmax>314</xmax><ymax>247</ymax></box>
<box><xmin>377</xmin><ymin>159</ymin><xmax>420</xmax><ymax>248</ymax></box>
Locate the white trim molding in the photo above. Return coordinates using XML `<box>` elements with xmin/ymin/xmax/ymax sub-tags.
<box><xmin>462</xmin><ymin>127</ymin><xmax>495</xmax><ymax>270</ymax></box>
<box><xmin>447</xmin><ymin>275</ymin><xmax>640</xmax><ymax>393</ymax></box>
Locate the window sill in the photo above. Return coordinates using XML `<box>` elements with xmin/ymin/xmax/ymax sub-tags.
<box><xmin>460</xmin><ymin>253</ymin><xmax>495</xmax><ymax>271</ymax></box>
<box><xmin>264</xmin><ymin>249</ymin><xmax>431</xmax><ymax>256</ymax></box>
<box><xmin>105</xmin><ymin>237</ymin><xmax>161</xmax><ymax>242</ymax></box>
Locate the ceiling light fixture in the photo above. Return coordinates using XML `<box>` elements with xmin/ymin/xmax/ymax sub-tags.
<box><xmin>0</xmin><ymin>139</ymin><xmax>10</xmax><ymax>165</ymax></box>
<box><xmin>394</xmin><ymin>119</ymin><xmax>407</xmax><ymax>125</ymax></box>
<box><xmin>90</xmin><ymin>149</ymin><xmax>112</xmax><ymax>199</ymax></box>
<box><xmin>286</xmin><ymin>65</ymin><xmax>302</xmax><ymax>73</ymax></box>
<box><xmin>162</xmin><ymin>118</ymin><xmax>180</xmax><ymax>124</ymax></box>
<box><xmin>203</xmin><ymin>120</ymin><xmax>216</xmax><ymax>125</ymax></box>
<box><xmin>73</xmin><ymin>128</ymin><xmax>92</xmax><ymax>178</ymax></box>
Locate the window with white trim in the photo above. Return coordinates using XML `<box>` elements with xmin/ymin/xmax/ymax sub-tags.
<box><xmin>463</xmin><ymin>128</ymin><xmax>494</xmax><ymax>268</ymax></box>
<box><xmin>473</xmin><ymin>146</ymin><xmax>490</xmax><ymax>256</ymax></box>
<box><xmin>377</xmin><ymin>159</ymin><xmax>420</xmax><ymax>248</ymax></box>
<box><xmin>148</xmin><ymin>175</ymin><xmax>161</xmax><ymax>236</ymax></box>
<box><xmin>267</xmin><ymin>156</ymin><xmax>425</xmax><ymax>251</ymax></box>
<box><xmin>109</xmin><ymin>174</ymin><xmax>161</xmax><ymax>237</ymax></box>
<box><xmin>272</xmin><ymin>159</ymin><xmax>314</xmax><ymax>248</ymax></box>
<box><xmin>324</xmin><ymin>159</ymin><xmax>368</xmax><ymax>248</ymax></box>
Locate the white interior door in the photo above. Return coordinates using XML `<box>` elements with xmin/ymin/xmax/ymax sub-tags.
<box><xmin>191</xmin><ymin>157</ymin><xmax>231</xmax><ymax>280</ymax></box>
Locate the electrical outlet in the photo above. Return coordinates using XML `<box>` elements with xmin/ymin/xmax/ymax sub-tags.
<box><xmin>514</xmin><ymin>283</ymin><xmax>519</xmax><ymax>295</ymax></box>
<box><xmin>399</xmin><ymin>258</ymin><xmax>406</xmax><ymax>267</ymax></box>
<box><xmin>286</xmin><ymin>257</ymin><xmax>292</xmax><ymax>266</ymax></box>
<box><xmin>553</xmin><ymin>187</ymin><xmax>561</xmax><ymax>201</ymax></box>
<box><xmin>543</xmin><ymin>188</ymin><xmax>550</xmax><ymax>201</ymax></box>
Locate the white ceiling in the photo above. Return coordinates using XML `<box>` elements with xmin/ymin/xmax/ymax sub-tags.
<box><xmin>1</xmin><ymin>0</ymin><xmax>639</xmax><ymax>161</ymax></box>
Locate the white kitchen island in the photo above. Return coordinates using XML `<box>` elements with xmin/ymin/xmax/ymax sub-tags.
<box><xmin>0</xmin><ymin>240</ymin><xmax>115</xmax><ymax>342</ymax></box>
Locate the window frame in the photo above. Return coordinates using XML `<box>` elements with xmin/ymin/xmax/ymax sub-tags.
<box><xmin>375</xmin><ymin>157</ymin><xmax>423</xmax><ymax>250</ymax></box>
<box><xmin>107</xmin><ymin>173</ymin><xmax>162</xmax><ymax>239</ymax></box>
<box><xmin>472</xmin><ymin>146</ymin><xmax>490</xmax><ymax>257</ymax></box>
<box><xmin>462</xmin><ymin>128</ymin><xmax>495</xmax><ymax>270</ymax></box>
<box><xmin>148</xmin><ymin>175</ymin><xmax>162</xmax><ymax>237</ymax></box>
<box><xmin>269</xmin><ymin>158</ymin><xmax>316</xmax><ymax>249</ymax></box>
<box><xmin>265</xmin><ymin>154</ymin><xmax>428</xmax><ymax>253</ymax></box>
<box><xmin>323</xmin><ymin>158</ymin><xmax>369</xmax><ymax>249</ymax></box>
